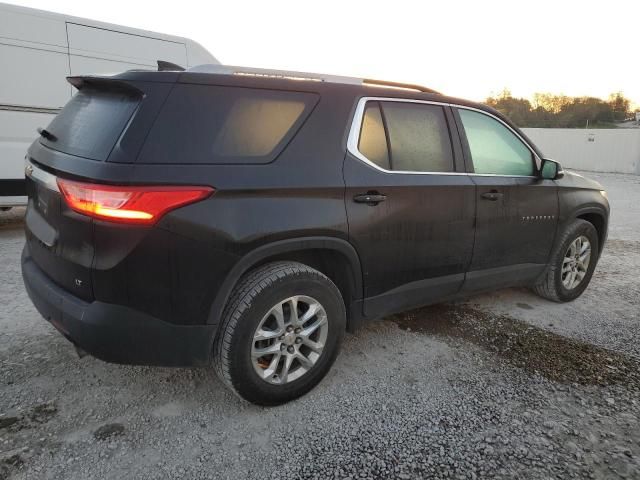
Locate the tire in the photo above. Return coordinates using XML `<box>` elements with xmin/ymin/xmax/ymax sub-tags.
<box><xmin>533</xmin><ymin>219</ymin><xmax>599</xmax><ymax>302</ymax></box>
<box><xmin>213</xmin><ymin>261</ymin><xmax>346</xmax><ymax>405</ymax></box>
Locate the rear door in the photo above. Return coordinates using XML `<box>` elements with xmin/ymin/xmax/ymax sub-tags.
<box><xmin>454</xmin><ymin>107</ymin><xmax>558</xmax><ymax>292</ymax></box>
<box><xmin>344</xmin><ymin>98</ymin><xmax>476</xmax><ymax>318</ymax></box>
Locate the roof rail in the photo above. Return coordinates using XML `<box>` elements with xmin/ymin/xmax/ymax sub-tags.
<box><xmin>362</xmin><ymin>78</ymin><xmax>440</xmax><ymax>95</ymax></box>
<box><xmin>186</xmin><ymin>64</ymin><xmax>441</xmax><ymax>95</ymax></box>
<box><xmin>187</xmin><ymin>64</ymin><xmax>361</xmax><ymax>85</ymax></box>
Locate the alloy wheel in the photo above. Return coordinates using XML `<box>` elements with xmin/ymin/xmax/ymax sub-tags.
<box><xmin>561</xmin><ymin>235</ymin><xmax>591</xmax><ymax>290</ymax></box>
<box><xmin>251</xmin><ymin>295</ymin><xmax>328</xmax><ymax>385</ymax></box>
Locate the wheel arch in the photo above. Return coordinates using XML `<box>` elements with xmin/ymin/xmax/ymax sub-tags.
<box><xmin>572</xmin><ymin>207</ymin><xmax>608</xmax><ymax>254</ymax></box>
<box><xmin>208</xmin><ymin>237</ymin><xmax>364</xmax><ymax>330</ymax></box>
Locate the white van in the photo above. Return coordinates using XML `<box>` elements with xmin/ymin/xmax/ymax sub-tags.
<box><xmin>0</xmin><ymin>2</ymin><xmax>219</xmax><ymax>208</ymax></box>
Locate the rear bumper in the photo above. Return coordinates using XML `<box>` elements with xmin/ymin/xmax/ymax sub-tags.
<box><xmin>21</xmin><ymin>245</ymin><xmax>215</xmax><ymax>367</ymax></box>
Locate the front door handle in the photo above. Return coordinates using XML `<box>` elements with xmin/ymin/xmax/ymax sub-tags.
<box><xmin>481</xmin><ymin>191</ymin><xmax>503</xmax><ymax>201</ymax></box>
<box><xmin>353</xmin><ymin>193</ymin><xmax>386</xmax><ymax>205</ymax></box>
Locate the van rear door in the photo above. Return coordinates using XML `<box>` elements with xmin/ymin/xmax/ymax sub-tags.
<box><xmin>0</xmin><ymin>9</ymin><xmax>70</xmax><ymax>202</ymax></box>
<box><xmin>66</xmin><ymin>23</ymin><xmax>187</xmax><ymax>75</ymax></box>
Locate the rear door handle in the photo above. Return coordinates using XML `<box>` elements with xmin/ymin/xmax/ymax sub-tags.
<box><xmin>481</xmin><ymin>191</ymin><xmax>503</xmax><ymax>201</ymax></box>
<box><xmin>353</xmin><ymin>193</ymin><xmax>386</xmax><ymax>205</ymax></box>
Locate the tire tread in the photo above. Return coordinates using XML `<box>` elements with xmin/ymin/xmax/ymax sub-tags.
<box><xmin>213</xmin><ymin>261</ymin><xmax>337</xmax><ymax>399</ymax></box>
<box><xmin>533</xmin><ymin>219</ymin><xmax>598</xmax><ymax>302</ymax></box>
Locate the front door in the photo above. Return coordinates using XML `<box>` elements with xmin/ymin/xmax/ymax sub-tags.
<box><xmin>454</xmin><ymin>107</ymin><xmax>558</xmax><ymax>292</ymax></box>
<box><xmin>344</xmin><ymin>99</ymin><xmax>476</xmax><ymax>318</ymax></box>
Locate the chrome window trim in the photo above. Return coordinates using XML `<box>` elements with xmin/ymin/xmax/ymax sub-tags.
<box><xmin>346</xmin><ymin>96</ymin><xmax>540</xmax><ymax>178</ymax></box>
<box><xmin>25</xmin><ymin>158</ymin><xmax>59</xmax><ymax>192</ymax></box>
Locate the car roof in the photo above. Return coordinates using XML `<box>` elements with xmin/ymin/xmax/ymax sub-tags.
<box><xmin>96</xmin><ymin>63</ymin><xmax>485</xmax><ymax>111</ymax></box>
<box><xmin>85</xmin><ymin>65</ymin><xmax>544</xmax><ymax>159</ymax></box>
<box><xmin>179</xmin><ymin>64</ymin><xmax>507</xmax><ymax>117</ymax></box>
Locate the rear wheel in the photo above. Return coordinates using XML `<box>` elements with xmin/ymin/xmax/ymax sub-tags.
<box><xmin>533</xmin><ymin>219</ymin><xmax>599</xmax><ymax>302</ymax></box>
<box><xmin>213</xmin><ymin>261</ymin><xmax>345</xmax><ymax>405</ymax></box>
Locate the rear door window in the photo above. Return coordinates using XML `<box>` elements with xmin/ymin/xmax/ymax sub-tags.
<box><xmin>380</xmin><ymin>102</ymin><xmax>454</xmax><ymax>173</ymax></box>
<box><xmin>354</xmin><ymin>100</ymin><xmax>455</xmax><ymax>173</ymax></box>
<box><xmin>41</xmin><ymin>87</ymin><xmax>140</xmax><ymax>161</ymax></box>
<box><xmin>138</xmin><ymin>85</ymin><xmax>318</xmax><ymax>164</ymax></box>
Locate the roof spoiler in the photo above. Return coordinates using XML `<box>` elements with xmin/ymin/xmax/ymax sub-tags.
<box><xmin>66</xmin><ymin>76</ymin><xmax>144</xmax><ymax>96</ymax></box>
<box><xmin>157</xmin><ymin>60</ymin><xmax>185</xmax><ymax>72</ymax></box>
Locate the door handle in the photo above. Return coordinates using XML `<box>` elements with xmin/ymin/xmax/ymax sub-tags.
<box><xmin>481</xmin><ymin>191</ymin><xmax>503</xmax><ymax>201</ymax></box>
<box><xmin>353</xmin><ymin>193</ymin><xmax>386</xmax><ymax>205</ymax></box>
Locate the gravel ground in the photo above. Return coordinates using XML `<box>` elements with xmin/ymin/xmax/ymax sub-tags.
<box><xmin>1</xmin><ymin>171</ymin><xmax>639</xmax><ymax>480</ymax></box>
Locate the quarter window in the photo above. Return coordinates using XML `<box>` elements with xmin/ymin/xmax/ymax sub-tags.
<box><xmin>356</xmin><ymin>100</ymin><xmax>455</xmax><ymax>173</ymax></box>
<box><xmin>138</xmin><ymin>85</ymin><xmax>317</xmax><ymax>164</ymax></box>
<box><xmin>358</xmin><ymin>102</ymin><xmax>390</xmax><ymax>170</ymax></box>
<box><xmin>458</xmin><ymin>109</ymin><xmax>534</xmax><ymax>176</ymax></box>
<box><xmin>213</xmin><ymin>96</ymin><xmax>305</xmax><ymax>157</ymax></box>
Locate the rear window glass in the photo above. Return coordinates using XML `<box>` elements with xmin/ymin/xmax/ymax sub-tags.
<box><xmin>41</xmin><ymin>88</ymin><xmax>140</xmax><ymax>161</ymax></box>
<box><xmin>138</xmin><ymin>85</ymin><xmax>318</xmax><ymax>164</ymax></box>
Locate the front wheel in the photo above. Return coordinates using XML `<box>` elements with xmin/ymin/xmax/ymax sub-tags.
<box><xmin>533</xmin><ymin>219</ymin><xmax>599</xmax><ymax>302</ymax></box>
<box><xmin>213</xmin><ymin>261</ymin><xmax>346</xmax><ymax>405</ymax></box>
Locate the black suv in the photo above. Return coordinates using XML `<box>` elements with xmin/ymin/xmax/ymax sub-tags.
<box><xmin>22</xmin><ymin>65</ymin><xmax>609</xmax><ymax>405</ymax></box>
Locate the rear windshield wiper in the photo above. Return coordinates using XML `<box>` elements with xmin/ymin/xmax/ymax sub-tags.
<box><xmin>37</xmin><ymin>127</ymin><xmax>57</xmax><ymax>142</ymax></box>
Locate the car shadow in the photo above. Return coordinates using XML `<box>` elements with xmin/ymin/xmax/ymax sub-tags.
<box><xmin>388</xmin><ymin>303</ymin><xmax>640</xmax><ymax>388</ymax></box>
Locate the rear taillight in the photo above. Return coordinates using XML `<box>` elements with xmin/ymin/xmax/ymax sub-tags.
<box><xmin>56</xmin><ymin>178</ymin><xmax>214</xmax><ymax>225</ymax></box>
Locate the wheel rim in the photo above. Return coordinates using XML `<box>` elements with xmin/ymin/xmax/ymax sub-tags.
<box><xmin>561</xmin><ymin>235</ymin><xmax>591</xmax><ymax>290</ymax></box>
<box><xmin>251</xmin><ymin>295</ymin><xmax>328</xmax><ymax>385</ymax></box>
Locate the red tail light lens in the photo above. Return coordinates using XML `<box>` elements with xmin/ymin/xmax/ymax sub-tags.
<box><xmin>56</xmin><ymin>178</ymin><xmax>214</xmax><ymax>225</ymax></box>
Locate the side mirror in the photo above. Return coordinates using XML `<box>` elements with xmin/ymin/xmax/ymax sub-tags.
<box><xmin>540</xmin><ymin>158</ymin><xmax>564</xmax><ymax>180</ymax></box>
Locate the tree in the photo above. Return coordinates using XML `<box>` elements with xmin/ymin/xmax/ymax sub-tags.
<box><xmin>531</xmin><ymin>93</ymin><xmax>571</xmax><ymax>114</ymax></box>
<box><xmin>608</xmin><ymin>92</ymin><xmax>630</xmax><ymax>121</ymax></box>
<box><xmin>558</xmin><ymin>97</ymin><xmax>612</xmax><ymax>128</ymax></box>
<box><xmin>486</xmin><ymin>89</ymin><xmax>533</xmax><ymax>127</ymax></box>
<box><xmin>485</xmin><ymin>91</ymin><xmax>633</xmax><ymax>128</ymax></box>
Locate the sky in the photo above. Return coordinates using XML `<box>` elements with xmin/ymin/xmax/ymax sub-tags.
<box><xmin>9</xmin><ymin>0</ymin><xmax>640</xmax><ymax>107</ymax></box>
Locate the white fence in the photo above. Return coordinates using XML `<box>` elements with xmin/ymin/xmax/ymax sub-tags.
<box><xmin>522</xmin><ymin>128</ymin><xmax>640</xmax><ymax>175</ymax></box>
